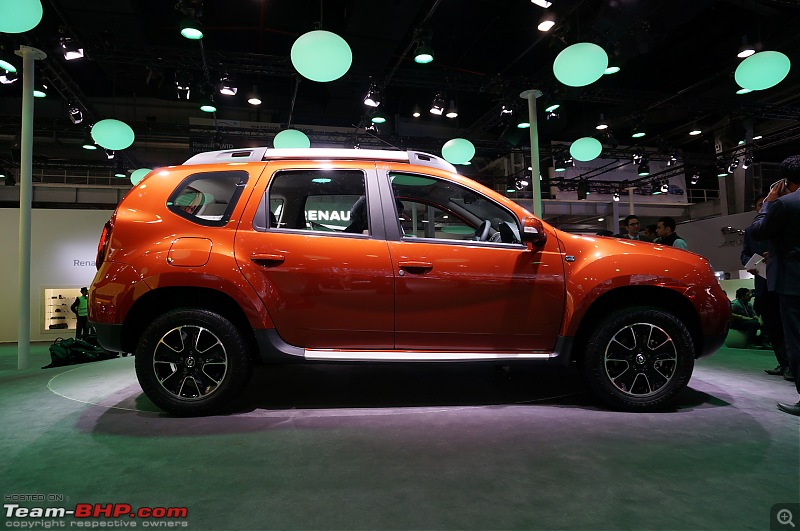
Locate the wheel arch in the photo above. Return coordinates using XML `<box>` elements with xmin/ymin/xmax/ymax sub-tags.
<box><xmin>570</xmin><ymin>286</ymin><xmax>702</xmax><ymax>361</ymax></box>
<box><xmin>122</xmin><ymin>287</ymin><xmax>258</xmax><ymax>356</ymax></box>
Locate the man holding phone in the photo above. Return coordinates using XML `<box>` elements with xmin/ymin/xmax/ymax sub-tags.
<box><xmin>750</xmin><ymin>155</ymin><xmax>800</xmax><ymax>416</ymax></box>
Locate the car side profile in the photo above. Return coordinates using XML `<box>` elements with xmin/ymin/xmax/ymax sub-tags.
<box><xmin>89</xmin><ymin>147</ymin><xmax>730</xmax><ymax>416</ymax></box>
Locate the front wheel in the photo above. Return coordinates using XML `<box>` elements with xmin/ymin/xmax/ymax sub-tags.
<box><xmin>135</xmin><ymin>309</ymin><xmax>253</xmax><ymax>416</ymax></box>
<box><xmin>581</xmin><ymin>307</ymin><xmax>695</xmax><ymax>411</ymax></box>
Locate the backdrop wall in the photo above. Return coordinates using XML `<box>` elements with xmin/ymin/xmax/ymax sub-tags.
<box><xmin>0</xmin><ymin>208</ymin><xmax>113</xmax><ymax>343</ymax></box>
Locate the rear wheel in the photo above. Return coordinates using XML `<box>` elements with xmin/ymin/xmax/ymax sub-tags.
<box><xmin>581</xmin><ymin>307</ymin><xmax>695</xmax><ymax>411</ymax></box>
<box><xmin>135</xmin><ymin>309</ymin><xmax>253</xmax><ymax>416</ymax></box>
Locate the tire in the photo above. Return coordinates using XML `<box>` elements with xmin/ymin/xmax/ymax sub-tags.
<box><xmin>135</xmin><ymin>309</ymin><xmax>253</xmax><ymax>416</ymax></box>
<box><xmin>581</xmin><ymin>306</ymin><xmax>695</xmax><ymax>411</ymax></box>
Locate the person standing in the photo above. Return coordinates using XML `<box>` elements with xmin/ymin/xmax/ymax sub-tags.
<box><xmin>742</xmin><ymin>194</ymin><xmax>787</xmax><ymax>376</ymax></box>
<box><xmin>749</xmin><ymin>155</ymin><xmax>800</xmax><ymax>416</ymax></box>
<box><xmin>70</xmin><ymin>287</ymin><xmax>89</xmax><ymax>339</ymax></box>
<box><xmin>654</xmin><ymin>216</ymin><xmax>688</xmax><ymax>249</ymax></box>
<box><xmin>615</xmin><ymin>215</ymin><xmax>652</xmax><ymax>241</ymax></box>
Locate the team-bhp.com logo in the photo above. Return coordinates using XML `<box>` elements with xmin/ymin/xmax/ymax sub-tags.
<box><xmin>4</xmin><ymin>503</ymin><xmax>188</xmax><ymax>527</ymax></box>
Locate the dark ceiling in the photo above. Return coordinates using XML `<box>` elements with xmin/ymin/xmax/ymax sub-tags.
<box><xmin>1</xmin><ymin>0</ymin><xmax>800</xmax><ymax>191</ymax></box>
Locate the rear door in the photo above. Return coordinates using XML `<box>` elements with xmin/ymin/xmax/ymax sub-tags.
<box><xmin>235</xmin><ymin>162</ymin><xmax>395</xmax><ymax>349</ymax></box>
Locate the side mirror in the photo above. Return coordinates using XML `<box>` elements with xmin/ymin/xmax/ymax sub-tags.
<box><xmin>520</xmin><ymin>216</ymin><xmax>547</xmax><ymax>248</ymax></box>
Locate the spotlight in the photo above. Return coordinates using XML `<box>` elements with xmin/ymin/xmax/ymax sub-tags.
<box><xmin>595</xmin><ymin>113</ymin><xmax>608</xmax><ymax>130</ymax></box>
<box><xmin>716</xmin><ymin>162</ymin><xmax>728</xmax><ymax>177</ymax></box>
<box><xmin>637</xmin><ymin>161</ymin><xmax>650</xmax><ymax>176</ymax></box>
<box><xmin>690</xmin><ymin>172</ymin><xmax>700</xmax><ymax>185</ymax></box>
<box><xmin>531</xmin><ymin>0</ymin><xmax>552</xmax><ymax>7</ymax></box>
<box><xmin>537</xmin><ymin>13</ymin><xmax>556</xmax><ymax>32</ymax></box>
<box><xmin>667</xmin><ymin>153</ymin><xmax>677</xmax><ymax>166</ymax></box>
<box><xmin>500</xmin><ymin>104</ymin><xmax>514</xmax><ymax>117</ymax></box>
<box><xmin>199</xmin><ymin>96</ymin><xmax>217</xmax><ymax>113</ymax></box>
<box><xmin>689</xmin><ymin>127</ymin><xmax>702</xmax><ymax>136</ymax></box>
<box><xmin>430</xmin><ymin>93</ymin><xmax>445</xmax><ymax>115</ymax></box>
<box><xmin>105</xmin><ymin>149</ymin><xmax>115</xmax><ymax>160</ymax></box>
<box><xmin>219</xmin><ymin>74</ymin><xmax>237</xmax><ymax>96</ymax></box>
<box><xmin>728</xmin><ymin>158</ymin><xmax>740</xmax><ymax>173</ymax></box>
<box><xmin>631</xmin><ymin>124</ymin><xmax>646</xmax><ymax>138</ymax></box>
<box><xmin>445</xmin><ymin>101</ymin><xmax>458</xmax><ymax>119</ymax></box>
<box><xmin>180</xmin><ymin>18</ymin><xmax>204</xmax><ymax>40</ymax></box>
<box><xmin>365</xmin><ymin>123</ymin><xmax>378</xmax><ymax>133</ymax></box>
<box><xmin>60</xmin><ymin>37</ymin><xmax>84</xmax><ymax>60</ymax></box>
<box><xmin>364</xmin><ymin>84</ymin><xmax>381</xmax><ymax>107</ymax></box>
<box><xmin>633</xmin><ymin>152</ymin><xmax>643</xmax><ymax>164</ymax></box>
<box><xmin>175</xmin><ymin>71</ymin><xmax>191</xmax><ymax>100</ymax></box>
<box><xmin>544</xmin><ymin>102</ymin><xmax>560</xmax><ymax>113</ymax></box>
<box><xmin>370</xmin><ymin>110</ymin><xmax>386</xmax><ymax>124</ymax></box>
<box><xmin>68</xmin><ymin>105</ymin><xmax>83</xmax><ymax>124</ymax></box>
<box><xmin>515</xmin><ymin>179</ymin><xmax>530</xmax><ymax>190</ymax></box>
<box><xmin>604</xmin><ymin>66</ymin><xmax>620</xmax><ymax>75</ymax></box>
<box><xmin>660</xmin><ymin>181</ymin><xmax>669</xmax><ymax>193</ymax></box>
<box><xmin>742</xmin><ymin>155</ymin><xmax>753</xmax><ymax>169</ymax></box>
<box><xmin>414</xmin><ymin>37</ymin><xmax>434</xmax><ymax>64</ymax></box>
<box><xmin>613</xmin><ymin>191</ymin><xmax>620</xmax><ymax>202</ymax></box>
<box><xmin>412</xmin><ymin>105</ymin><xmax>421</xmax><ymax>118</ymax></box>
<box><xmin>82</xmin><ymin>135</ymin><xmax>97</xmax><ymax>150</ymax></box>
<box><xmin>33</xmin><ymin>83</ymin><xmax>48</xmax><ymax>98</ymax></box>
<box><xmin>737</xmin><ymin>36</ymin><xmax>756</xmax><ymax>59</ymax></box>
<box><xmin>0</xmin><ymin>70</ymin><xmax>18</xmax><ymax>84</ymax></box>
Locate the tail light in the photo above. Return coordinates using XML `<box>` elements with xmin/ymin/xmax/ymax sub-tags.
<box><xmin>96</xmin><ymin>214</ymin><xmax>116</xmax><ymax>270</ymax></box>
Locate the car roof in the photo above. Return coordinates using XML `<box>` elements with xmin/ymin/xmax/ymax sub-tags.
<box><xmin>183</xmin><ymin>147</ymin><xmax>458</xmax><ymax>174</ymax></box>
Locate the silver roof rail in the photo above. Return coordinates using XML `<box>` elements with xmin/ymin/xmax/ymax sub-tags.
<box><xmin>183</xmin><ymin>147</ymin><xmax>457</xmax><ymax>173</ymax></box>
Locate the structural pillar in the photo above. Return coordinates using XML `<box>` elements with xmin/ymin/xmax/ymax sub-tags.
<box><xmin>14</xmin><ymin>46</ymin><xmax>46</xmax><ymax>370</ymax></box>
<box><xmin>520</xmin><ymin>89</ymin><xmax>543</xmax><ymax>218</ymax></box>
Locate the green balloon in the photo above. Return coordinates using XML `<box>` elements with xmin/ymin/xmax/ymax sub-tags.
<box><xmin>91</xmin><ymin>119</ymin><xmax>135</xmax><ymax>151</ymax></box>
<box><xmin>273</xmin><ymin>129</ymin><xmax>311</xmax><ymax>149</ymax></box>
<box><xmin>291</xmin><ymin>30</ymin><xmax>352</xmax><ymax>82</ymax></box>
<box><xmin>441</xmin><ymin>138</ymin><xmax>475</xmax><ymax>165</ymax></box>
<box><xmin>0</xmin><ymin>0</ymin><xmax>42</xmax><ymax>33</ymax></box>
<box><xmin>735</xmin><ymin>51</ymin><xmax>791</xmax><ymax>91</ymax></box>
<box><xmin>570</xmin><ymin>137</ymin><xmax>602</xmax><ymax>161</ymax></box>
<box><xmin>130</xmin><ymin>168</ymin><xmax>151</xmax><ymax>186</ymax></box>
<box><xmin>553</xmin><ymin>42</ymin><xmax>608</xmax><ymax>87</ymax></box>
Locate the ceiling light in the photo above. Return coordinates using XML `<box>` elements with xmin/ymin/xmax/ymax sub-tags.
<box><xmin>537</xmin><ymin>15</ymin><xmax>556</xmax><ymax>32</ymax></box>
<box><xmin>68</xmin><ymin>105</ymin><xmax>83</xmax><ymax>124</ymax></box>
<box><xmin>728</xmin><ymin>158</ymin><xmax>739</xmax><ymax>173</ymax></box>
<box><xmin>660</xmin><ymin>181</ymin><xmax>669</xmax><ymax>193</ymax></box>
<box><xmin>632</xmin><ymin>151</ymin><xmax>643</xmax><ymax>164</ymax></box>
<box><xmin>595</xmin><ymin>113</ymin><xmax>608</xmax><ymax>130</ymax></box>
<box><xmin>82</xmin><ymin>135</ymin><xmax>97</xmax><ymax>150</ymax></box>
<box><xmin>690</xmin><ymin>172</ymin><xmax>700</xmax><ymax>185</ymax></box>
<box><xmin>716</xmin><ymin>161</ymin><xmax>728</xmax><ymax>177</ymax></box>
<box><xmin>247</xmin><ymin>86</ymin><xmax>261</xmax><ymax>106</ymax></box>
<box><xmin>604</xmin><ymin>66</ymin><xmax>620</xmax><ymax>75</ymax></box>
<box><xmin>175</xmin><ymin>71</ymin><xmax>191</xmax><ymax>100</ymax></box>
<box><xmin>0</xmin><ymin>59</ymin><xmax>17</xmax><ymax>73</ymax></box>
<box><xmin>364</xmin><ymin>84</ymin><xmax>381</xmax><ymax>107</ymax></box>
<box><xmin>612</xmin><ymin>191</ymin><xmax>620</xmax><ymax>202</ymax></box>
<box><xmin>180</xmin><ymin>18</ymin><xmax>203</xmax><ymax>40</ymax></box>
<box><xmin>414</xmin><ymin>39</ymin><xmax>433</xmax><ymax>64</ymax></box>
<box><xmin>637</xmin><ymin>161</ymin><xmax>650</xmax><ymax>176</ymax></box>
<box><xmin>742</xmin><ymin>155</ymin><xmax>753</xmax><ymax>169</ymax></box>
<box><xmin>631</xmin><ymin>124</ymin><xmax>646</xmax><ymax>138</ymax></box>
<box><xmin>412</xmin><ymin>105</ymin><xmax>421</xmax><ymax>118</ymax></box>
<box><xmin>199</xmin><ymin>97</ymin><xmax>217</xmax><ymax>113</ymax></box>
<box><xmin>445</xmin><ymin>100</ymin><xmax>458</xmax><ymax>118</ymax></box>
<box><xmin>736</xmin><ymin>88</ymin><xmax>753</xmax><ymax>95</ymax></box>
<box><xmin>33</xmin><ymin>83</ymin><xmax>47</xmax><ymax>98</ymax></box>
<box><xmin>0</xmin><ymin>70</ymin><xmax>18</xmax><ymax>84</ymax></box>
<box><xmin>689</xmin><ymin>128</ymin><xmax>702</xmax><ymax>136</ymax></box>
<box><xmin>531</xmin><ymin>0</ymin><xmax>552</xmax><ymax>7</ymax></box>
<box><xmin>544</xmin><ymin>102</ymin><xmax>560</xmax><ymax>113</ymax></box>
<box><xmin>371</xmin><ymin>110</ymin><xmax>386</xmax><ymax>124</ymax></box>
<box><xmin>737</xmin><ymin>36</ymin><xmax>756</xmax><ymax>59</ymax></box>
<box><xmin>753</xmin><ymin>135</ymin><xmax>762</xmax><ymax>140</ymax></box>
<box><xmin>430</xmin><ymin>93</ymin><xmax>445</xmax><ymax>115</ymax></box>
<box><xmin>105</xmin><ymin>149</ymin><xmax>115</xmax><ymax>160</ymax></box>
<box><xmin>517</xmin><ymin>120</ymin><xmax>531</xmax><ymax>129</ymax></box>
<box><xmin>219</xmin><ymin>74</ymin><xmax>237</xmax><ymax>96</ymax></box>
<box><xmin>60</xmin><ymin>37</ymin><xmax>84</xmax><ymax>60</ymax></box>
<box><xmin>667</xmin><ymin>153</ymin><xmax>677</xmax><ymax>166</ymax></box>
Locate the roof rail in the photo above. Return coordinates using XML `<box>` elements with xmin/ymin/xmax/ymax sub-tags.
<box><xmin>183</xmin><ymin>147</ymin><xmax>457</xmax><ymax>173</ymax></box>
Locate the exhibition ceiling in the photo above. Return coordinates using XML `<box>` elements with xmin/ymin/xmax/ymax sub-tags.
<box><xmin>0</xmin><ymin>0</ymin><xmax>799</xmax><ymax>190</ymax></box>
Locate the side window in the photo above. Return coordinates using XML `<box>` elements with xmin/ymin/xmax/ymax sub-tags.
<box><xmin>391</xmin><ymin>172</ymin><xmax>520</xmax><ymax>244</ymax></box>
<box><xmin>167</xmin><ymin>170</ymin><xmax>248</xmax><ymax>227</ymax></box>
<box><xmin>265</xmin><ymin>170</ymin><xmax>369</xmax><ymax>234</ymax></box>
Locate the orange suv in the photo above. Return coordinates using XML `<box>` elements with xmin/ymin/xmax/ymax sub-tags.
<box><xmin>89</xmin><ymin>147</ymin><xmax>730</xmax><ymax>415</ymax></box>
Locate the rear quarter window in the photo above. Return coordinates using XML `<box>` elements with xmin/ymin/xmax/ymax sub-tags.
<box><xmin>167</xmin><ymin>170</ymin><xmax>249</xmax><ymax>226</ymax></box>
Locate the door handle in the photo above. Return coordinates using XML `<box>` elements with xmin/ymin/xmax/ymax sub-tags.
<box><xmin>251</xmin><ymin>253</ymin><xmax>285</xmax><ymax>267</ymax></box>
<box><xmin>398</xmin><ymin>260</ymin><xmax>433</xmax><ymax>273</ymax></box>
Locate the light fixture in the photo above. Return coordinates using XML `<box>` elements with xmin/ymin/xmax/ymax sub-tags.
<box><xmin>531</xmin><ymin>0</ymin><xmax>552</xmax><ymax>7</ymax></box>
<box><xmin>667</xmin><ymin>153</ymin><xmax>677</xmax><ymax>166</ymax></box>
<box><xmin>742</xmin><ymin>154</ymin><xmax>753</xmax><ymax>169</ymax></box>
<box><xmin>632</xmin><ymin>151</ymin><xmax>643</xmax><ymax>164</ymax></box>
<box><xmin>180</xmin><ymin>18</ymin><xmax>203</xmax><ymax>40</ymax></box>
<box><xmin>33</xmin><ymin>83</ymin><xmax>47</xmax><ymax>98</ymax></box>
<box><xmin>595</xmin><ymin>113</ymin><xmax>608</xmax><ymax>130</ymax></box>
<box><xmin>612</xmin><ymin>191</ymin><xmax>620</xmax><ymax>202</ymax></box>
<box><xmin>219</xmin><ymin>74</ymin><xmax>237</xmax><ymax>96</ymax></box>
<box><xmin>247</xmin><ymin>86</ymin><xmax>261</xmax><ymax>106</ymax></box>
<box><xmin>516</xmin><ymin>120</ymin><xmax>531</xmax><ymax>129</ymax></box>
<box><xmin>371</xmin><ymin>109</ymin><xmax>386</xmax><ymax>124</ymax></box>
<box><xmin>716</xmin><ymin>161</ymin><xmax>728</xmax><ymax>177</ymax></box>
<box><xmin>544</xmin><ymin>102</ymin><xmax>560</xmax><ymax>113</ymax></box>
<box><xmin>736</xmin><ymin>88</ymin><xmax>753</xmax><ymax>95</ymax></box>
<box><xmin>60</xmin><ymin>36</ymin><xmax>84</xmax><ymax>60</ymax></box>
<box><xmin>728</xmin><ymin>158</ymin><xmax>739</xmax><ymax>173</ymax></box>
<box><xmin>445</xmin><ymin>100</ymin><xmax>458</xmax><ymax>119</ymax></box>
<box><xmin>412</xmin><ymin>105</ymin><xmax>421</xmax><ymax>118</ymax></box>
<box><xmin>690</xmin><ymin>171</ymin><xmax>700</xmax><ymax>185</ymax></box>
<box><xmin>175</xmin><ymin>71</ymin><xmax>191</xmax><ymax>100</ymax></box>
<box><xmin>637</xmin><ymin>160</ymin><xmax>650</xmax><ymax>176</ymax></box>
<box><xmin>199</xmin><ymin>96</ymin><xmax>217</xmax><ymax>113</ymax></box>
<box><xmin>430</xmin><ymin>93</ymin><xmax>445</xmax><ymax>115</ymax></box>
<box><xmin>364</xmin><ymin>83</ymin><xmax>381</xmax><ymax>107</ymax></box>
<box><xmin>82</xmin><ymin>135</ymin><xmax>97</xmax><ymax>150</ymax></box>
<box><xmin>68</xmin><ymin>105</ymin><xmax>83</xmax><ymax>124</ymax></box>
<box><xmin>689</xmin><ymin>127</ymin><xmax>702</xmax><ymax>136</ymax></box>
<box><xmin>291</xmin><ymin>30</ymin><xmax>353</xmax><ymax>82</ymax></box>
<box><xmin>604</xmin><ymin>66</ymin><xmax>620</xmax><ymax>75</ymax></box>
<box><xmin>631</xmin><ymin>124</ymin><xmax>646</xmax><ymax>138</ymax></box>
<box><xmin>537</xmin><ymin>13</ymin><xmax>556</xmax><ymax>32</ymax></box>
<box><xmin>0</xmin><ymin>70</ymin><xmax>18</xmax><ymax>84</ymax></box>
<box><xmin>753</xmin><ymin>135</ymin><xmax>763</xmax><ymax>140</ymax></box>
<box><xmin>500</xmin><ymin>104</ymin><xmax>514</xmax><ymax>116</ymax></box>
<box><xmin>105</xmin><ymin>149</ymin><xmax>115</xmax><ymax>160</ymax></box>
<box><xmin>737</xmin><ymin>36</ymin><xmax>756</xmax><ymax>59</ymax></box>
<box><xmin>414</xmin><ymin>36</ymin><xmax>434</xmax><ymax>64</ymax></box>
<box><xmin>660</xmin><ymin>181</ymin><xmax>669</xmax><ymax>193</ymax></box>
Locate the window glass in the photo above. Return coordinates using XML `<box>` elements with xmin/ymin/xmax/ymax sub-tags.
<box><xmin>391</xmin><ymin>172</ymin><xmax>520</xmax><ymax>243</ymax></box>
<box><xmin>266</xmin><ymin>170</ymin><xmax>369</xmax><ymax>234</ymax></box>
<box><xmin>167</xmin><ymin>171</ymin><xmax>248</xmax><ymax>226</ymax></box>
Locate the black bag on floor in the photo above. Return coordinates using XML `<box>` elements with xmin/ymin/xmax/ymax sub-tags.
<box><xmin>43</xmin><ymin>337</ymin><xmax>119</xmax><ymax>369</ymax></box>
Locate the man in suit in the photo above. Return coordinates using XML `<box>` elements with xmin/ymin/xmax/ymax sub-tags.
<box><xmin>741</xmin><ymin>194</ymin><xmax>787</xmax><ymax>375</ymax></box>
<box><xmin>614</xmin><ymin>215</ymin><xmax>652</xmax><ymax>241</ymax></box>
<box><xmin>750</xmin><ymin>155</ymin><xmax>800</xmax><ymax>416</ymax></box>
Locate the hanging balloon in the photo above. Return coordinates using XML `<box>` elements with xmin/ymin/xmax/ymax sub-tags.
<box><xmin>130</xmin><ymin>168</ymin><xmax>151</xmax><ymax>186</ymax></box>
<box><xmin>570</xmin><ymin>137</ymin><xmax>603</xmax><ymax>162</ymax></box>
<box><xmin>273</xmin><ymin>129</ymin><xmax>311</xmax><ymax>149</ymax></box>
<box><xmin>291</xmin><ymin>30</ymin><xmax>353</xmax><ymax>82</ymax></box>
<box><xmin>553</xmin><ymin>42</ymin><xmax>608</xmax><ymax>87</ymax></box>
<box><xmin>735</xmin><ymin>51</ymin><xmax>791</xmax><ymax>91</ymax></box>
<box><xmin>91</xmin><ymin>119</ymin><xmax>135</xmax><ymax>151</ymax></box>
<box><xmin>0</xmin><ymin>0</ymin><xmax>43</xmax><ymax>33</ymax></box>
<box><xmin>441</xmin><ymin>138</ymin><xmax>475</xmax><ymax>165</ymax></box>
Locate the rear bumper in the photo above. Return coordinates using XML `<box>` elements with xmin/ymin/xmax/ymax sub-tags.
<box><xmin>91</xmin><ymin>321</ymin><xmax>125</xmax><ymax>353</ymax></box>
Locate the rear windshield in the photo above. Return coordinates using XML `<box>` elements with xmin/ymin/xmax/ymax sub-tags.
<box><xmin>167</xmin><ymin>171</ymin><xmax>248</xmax><ymax>226</ymax></box>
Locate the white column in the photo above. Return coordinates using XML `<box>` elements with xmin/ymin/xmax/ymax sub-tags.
<box><xmin>520</xmin><ymin>89</ymin><xmax>542</xmax><ymax>218</ymax></box>
<box><xmin>14</xmin><ymin>46</ymin><xmax>46</xmax><ymax>370</ymax></box>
